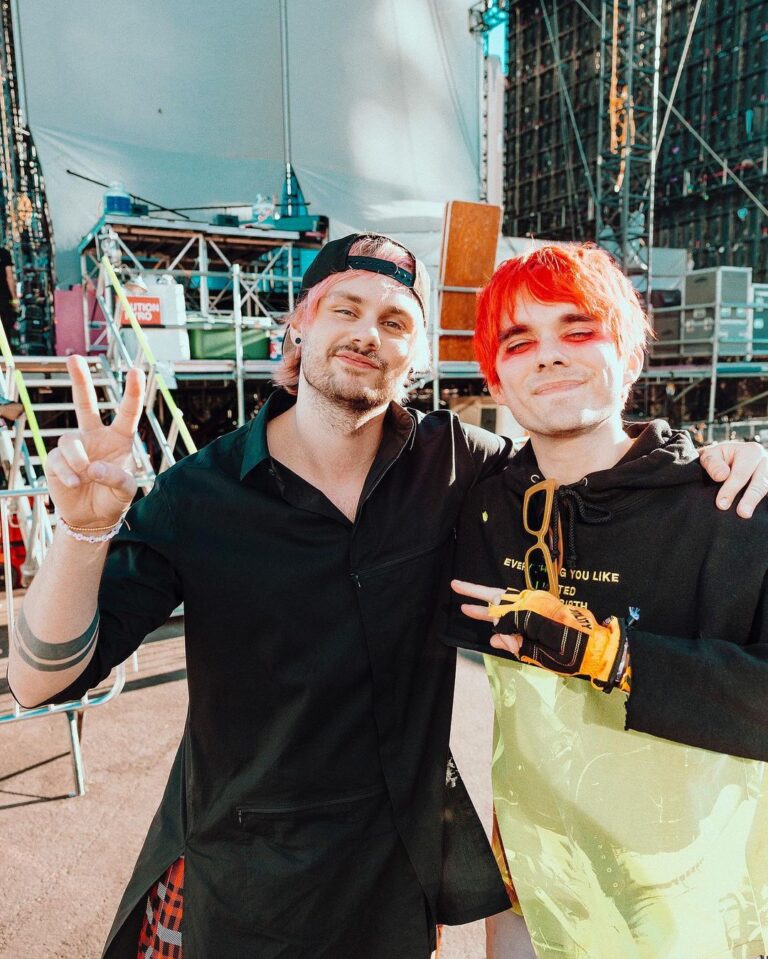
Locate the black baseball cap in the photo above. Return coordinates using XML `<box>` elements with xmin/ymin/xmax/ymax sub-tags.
<box><xmin>298</xmin><ymin>233</ymin><xmax>430</xmax><ymax>323</ymax></box>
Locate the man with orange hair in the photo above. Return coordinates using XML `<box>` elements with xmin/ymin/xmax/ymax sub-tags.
<box><xmin>445</xmin><ymin>243</ymin><xmax>768</xmax><ymax>958</ymax></box>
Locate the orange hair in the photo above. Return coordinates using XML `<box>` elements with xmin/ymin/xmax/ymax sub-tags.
<box><xmin>474</xmin><ymin>243</ymin><xmax>653</xmax><ymax>388</ymax></box>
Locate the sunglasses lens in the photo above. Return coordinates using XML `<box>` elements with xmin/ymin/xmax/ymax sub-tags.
<box><xmin>524</xmin><ymin>487</ymin><xmax>550</xmax><ymax>535</ymax></box>
<box><xmin>525</xmin><ymin>544</ymin><xmax>556</xmax><ymax>592</ymax></box>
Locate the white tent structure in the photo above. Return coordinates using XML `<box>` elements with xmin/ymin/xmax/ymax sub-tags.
<box><xmin>15</xmin><ymin>0</ymin><xmax>484</xmax><ymax>285</ymax></box>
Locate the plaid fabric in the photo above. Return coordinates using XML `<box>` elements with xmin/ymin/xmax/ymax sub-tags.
<box><xmin>137</xmin><ymin>856</ymin><xmax>184</xmax><ymax>959</ymax></box>
<box><xmin>135</xmin><ymin>853</ymin><xmax>441</xmax><ymax>956</ymax></box>
<box><xmin>491</xmin><ymin>808</ymin><xmax>521</xmax><ymax>913</ymax></box>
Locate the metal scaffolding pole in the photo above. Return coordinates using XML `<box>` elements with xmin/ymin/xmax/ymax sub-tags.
<box><xmin>0</xmin><ymin>0</ymin><xmax>55</xmax><ymax>352</ymax></box>
<box><xmin>279</xmin><ymin>0</ymin><xmax>298</xmax><ymax>219</ymax></box>
<box><xmin>596</xmin><ymin>0</ymin><xmax>662</xmax><ymax>304</ymax></box>
<box><xmin>468</xmin><ymin>0</ymin><xmax>509</xmax><ymax>204</ymax></box>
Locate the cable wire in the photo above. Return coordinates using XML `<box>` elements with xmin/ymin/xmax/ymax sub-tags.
<box><xmin>660</xmin><ymin>92</ymin><xmax>768</xmax><ymax>218</ymax></box>
<box><xmin>427</xmin><ymin>0</ymin><xmax>478</xmax><ymax>173</ymax></box>
<box><xmin>539</xmin><ymin>0</ymin><xmax>598</xmax><ymax>209</ymax></box>
<box><xmin>654</xmin><ymin>0</ymin><xmax>703</xmax><ymax>160</ymax></box>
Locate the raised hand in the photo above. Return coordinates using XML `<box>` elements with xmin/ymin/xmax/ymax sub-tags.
<box><xmin>452</xmin><ymin>579</ymin><xmax>524</xmax><ymax>656</ymax></box>
<box><xmin>44</xmin><ymin>355</ymin><xmax>146</xmax><ymax>530</ymax></box>
<box><xmin>451</xmin><ymin>580</ymin><xmax>630</xmax><ymax>692</ymax></box>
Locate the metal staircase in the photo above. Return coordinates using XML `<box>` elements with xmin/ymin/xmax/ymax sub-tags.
<box><xmin>0</xmin><ymin>261</ymin><xmax>196</xmax><ymax>795</ymax></box>
<box><xmin>0</xmin><ymin>256</ymin><xmax>196</xmax><ymax>578</ymax></box>
<box><xmin>0</xmin><ymin>354</ymin><xmax>156</xmax><ymax>494</ymax></box>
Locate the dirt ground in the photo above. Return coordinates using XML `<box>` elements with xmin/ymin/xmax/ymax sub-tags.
<box><xmin>0</xmin><ymin>630</ymin><xmax>497</xmax><ymax>959</ymax></box>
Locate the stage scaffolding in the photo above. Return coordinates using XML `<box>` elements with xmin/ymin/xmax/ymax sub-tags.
<box><xmin>0</xmin><ymin>0</ymin><xmax>55</xmax><ymax>353</ymax></box>
<box><xmin>462</xmin><ymin>0</ymin><xmax>768</xmax><ymax>435</ymax></box>
<box><xmin>79</xmin><ymin>214</ymin><xmax>322</xmax><ymax>357</ymax></box>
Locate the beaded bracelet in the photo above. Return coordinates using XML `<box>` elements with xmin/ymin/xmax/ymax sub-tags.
<box><xmin>57</xmin><ymin>515</ymin><xmax>124</xmax><ymax>544</ymax></box>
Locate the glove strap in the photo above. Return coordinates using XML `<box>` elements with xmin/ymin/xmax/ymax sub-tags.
<box><xmin>597</xmin><ymin>623</ymin><xmax>631</xmax><ymax>694</ymax></box>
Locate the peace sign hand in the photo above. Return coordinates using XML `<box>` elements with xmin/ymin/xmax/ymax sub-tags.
<box><xmin>44</xmin><ymin>355</ymin><xmax>146</xmax><ymax>530</ymax></box>
<box><xmin>451</xmin><ymin>579</ymin><xmax>524</xmax><ymax>657</ymax></box>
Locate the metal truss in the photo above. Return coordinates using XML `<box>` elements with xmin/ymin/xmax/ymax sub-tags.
<box><xmin>596</xmin><ymin>0</ymin><xmax>663</xmax><ymax>292</ymax></box>
<box><xmin>79</xmin><ymin>216</ymin><xmax>303</xmax><ymax>352</ymax></box>
<box><xmin>0</xmin><ymin>0</ymin><xmax>55</xmax><ymax>351</ymax></box>
<box><xmin>468</xmin><ymin>1</ymin><xmax>511</xmax><ymax>202</ymax></box>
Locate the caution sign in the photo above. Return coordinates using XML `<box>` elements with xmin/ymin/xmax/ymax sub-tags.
<box><xmin>120</xmin><ymin>296</ymin><xmax>162</xmax><ymax>326</ymax></box>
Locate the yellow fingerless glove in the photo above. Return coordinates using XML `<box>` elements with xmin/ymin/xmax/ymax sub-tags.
<box><xmin>488</xmin><ymin>588</ymin><xmax>631</xmax><ymax>693</ymax></box>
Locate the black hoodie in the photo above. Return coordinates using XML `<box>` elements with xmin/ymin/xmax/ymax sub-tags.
<box><xmin>443</xmin><ymin>420</ymin><xmax>768</xmax><ymax>762</ymax></box>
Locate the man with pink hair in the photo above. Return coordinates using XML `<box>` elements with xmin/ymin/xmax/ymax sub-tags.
<box><xmin>10</xmin><ymin>233</ymin><xmax>513</xmax><ymax>958</ymax></box>
<box><xmin>9</xmin><ymin>235</ymin><xmax>768</xmax><ymax>959</ymax></box>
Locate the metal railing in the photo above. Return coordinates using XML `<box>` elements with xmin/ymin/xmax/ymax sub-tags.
<box><xmin>0</xmin><ymin>317</ymin><xmax>55</xmax><ymax>581</ymax></box>
<box><xmin>99</xmin><ymin>256</ymin><xmax>197</xmax><ymax>469</ymax></box>
<box><xmin>82</xmin><ymin>224</ymin><xmax>300</xmax><ymax>351</ymax></box>
<box><xmin>0</xmin><ymin>487</ymin><xmax>125</xmax><ymax>796</ymax></box>
<box><xmin>0</xmin><ymin>317</ymin><xmax>48</xmax><ymax>488</ymax></box>
<box><xmin>701</xmin><ymin>418</ymin><xmax>768</xmax><ymax>444</ymax></box>
<box><xmin>95</xmin><ymin>258</ymin><xmax>290</xmax><ymax>430</ymax></box>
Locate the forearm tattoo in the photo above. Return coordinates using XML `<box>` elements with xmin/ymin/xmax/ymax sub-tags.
<box><xmin>12</xmin><ymin>608</ymin><xmax>99</xmax><ymax>672</ymax></box>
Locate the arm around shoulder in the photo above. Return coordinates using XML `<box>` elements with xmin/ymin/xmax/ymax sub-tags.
<box><xmin>457</xmin><ymin>419</ymin><xmax>516</xmax><ymax>483</ymax></box>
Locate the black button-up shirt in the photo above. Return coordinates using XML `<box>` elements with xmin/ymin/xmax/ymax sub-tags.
<box><xmin>54</xmin><ymin>390</ymin><xmax>513</xmax><ymax>958</ymax></box>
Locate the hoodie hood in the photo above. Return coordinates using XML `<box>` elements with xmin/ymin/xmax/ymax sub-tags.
<box><xmin>503</xmin><ymin>420</ymin><xmax>702</xmax><ymax>497</ymax></box>
<box><xmin>502</xmin><ymin>420</ymin><xmax>705</xmax><ymax>570</ymax></box>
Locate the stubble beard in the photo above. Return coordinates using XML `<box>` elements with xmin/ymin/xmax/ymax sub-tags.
<box><xmin>300</xmin><ymin>346</ymin><xmax>405</xmax><ymax>414</ymax></box>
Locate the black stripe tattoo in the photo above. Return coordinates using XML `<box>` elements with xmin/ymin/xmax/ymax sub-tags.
<box><xmin>13</xmin><ymin>608</ymin><xmax>99</xmax><ymax>673</ymax></box>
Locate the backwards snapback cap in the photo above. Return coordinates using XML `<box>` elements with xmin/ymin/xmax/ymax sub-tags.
<box><xmin>298</xmin><ymin>233</ymin><xmax>430</xmax><ymax>323</ymax></box>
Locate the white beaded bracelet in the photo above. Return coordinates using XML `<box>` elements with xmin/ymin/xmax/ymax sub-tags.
<box><xmin>57</xmin><ymin>515</ymin><xmax>124</xmax><ymax>544</ymax></box>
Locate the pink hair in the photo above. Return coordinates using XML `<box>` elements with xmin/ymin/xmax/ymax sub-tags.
<box><xmin>273</xmin><ymin>236</ymin><xmax>426</xmax><ymax>394</ymax></box>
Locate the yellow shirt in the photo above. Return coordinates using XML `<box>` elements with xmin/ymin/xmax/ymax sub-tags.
<box><xmin>486</xmin><ymin>656</ymin><xmax>768</xmax><ymax>959</ymax></box>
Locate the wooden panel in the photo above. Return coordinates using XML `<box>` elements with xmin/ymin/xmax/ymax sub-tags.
<box><xmin>438</xmin><ymin>201</ymin><xmax>502</xmax><ymax>361</ymax></box>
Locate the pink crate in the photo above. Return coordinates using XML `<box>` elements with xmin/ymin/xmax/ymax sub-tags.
<box><xmin>54</xmin><ymin>286</ymin><xmax>90</xmax><ymax>356</ymax></box>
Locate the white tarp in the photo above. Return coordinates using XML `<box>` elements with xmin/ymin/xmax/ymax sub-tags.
<box><xmin>15</xmin><ymin>0</ymin><xmax>483</xmax><ymax>284</ymax></box>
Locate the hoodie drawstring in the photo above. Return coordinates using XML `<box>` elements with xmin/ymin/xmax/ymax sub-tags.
<box><xmin>551</xmin><ymin>484</ymin><xmax>612</xmax><ymax>570</ymax></box>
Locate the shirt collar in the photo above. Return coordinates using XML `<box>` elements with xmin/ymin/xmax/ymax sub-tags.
<box><xmin>239</xmin><ymin>390</ymin><xmax>417</xmax><ymax>482</ymax></box>
<box><xmin>239</xmin><ymin>390</ymin><xmax>295</xmax><ymax>480</ymax></box>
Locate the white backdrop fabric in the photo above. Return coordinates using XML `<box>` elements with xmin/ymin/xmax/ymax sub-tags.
<box><xmin>16</xmin><ymin>0</ymin><xmax>483</xmax><ymax>284</ymax></box>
